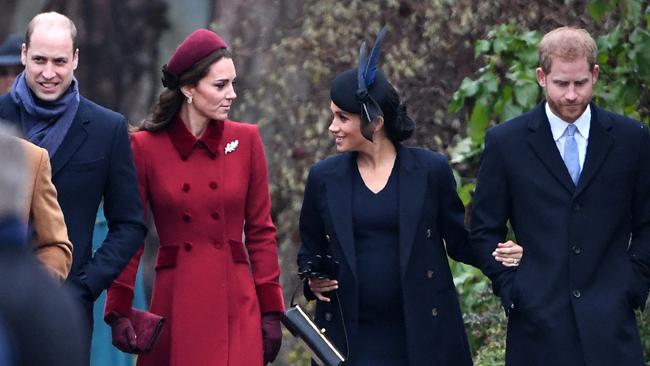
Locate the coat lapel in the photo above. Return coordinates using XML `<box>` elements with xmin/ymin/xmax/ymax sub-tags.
<box><xmin>0</xmin><ymin>95</ymin><xmax>88</xmax><ymax>178</ymax></box>
<box><xmin>397</xmin><ymin>145</ymin><xmax>427</xmax><ymax>278</ymax></box>
<box><xmin>325</xmin><ymin>153</ymin><xmax>357</xmax><ymax>277</ymax></box>
<box><xmin>50</xmin><ymin>100</ymin><xmax>89</xmax><ymax>177</ymax></box>
<box><xmin>574</xmin><ymin>104</ymin><xmax>613</xmax><ymax>197</ymax></box>
<box><xmin>526</xmin><ymin>103</ymin><xmax>576</xmax><ymax>194</ymax></box>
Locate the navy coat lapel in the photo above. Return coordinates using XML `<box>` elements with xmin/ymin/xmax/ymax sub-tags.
<box><xmin>526</xmin><ymin>103</ymin><xmax>576</xmax><ymax>194</ymax></box>
<box><xmin>0</xmin><ymin>95</ymin><xmax>88</xmax><ymax>178</ymax></box>
<box><xmin>396</xmin><ymin>145</ymin><xmax>427</xmax><ymax>278</ymax></box>
<box><xmin>325</xmin><ymin>153</ymin><xmax>357</xmax><ymax>277</ymax></box>
<box><xmin>50</xmin><ymin>100</ymin><xmax>89</xmax><ymax>177</ymax></box>
<box><xmin>575</xmin><ymin>105</ymin><xmax>614</xmax><ymax>197</ymax></box>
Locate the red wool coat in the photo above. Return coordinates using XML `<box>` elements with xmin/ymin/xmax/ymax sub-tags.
<box><xmin>105</xmin><ymin>117</ymin><xmax>284</xmax><ymax>366</ymax></box>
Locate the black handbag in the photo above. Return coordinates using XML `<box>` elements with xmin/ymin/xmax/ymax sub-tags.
<box><xmin>282</xmin><ymin>279</ymin><xmax>346</xmax><ymax>366</ymax></box>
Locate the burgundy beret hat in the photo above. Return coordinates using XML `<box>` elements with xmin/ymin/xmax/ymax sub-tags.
<box><xmin>161</xmin><ymin>29</ymin><xmax>228</xmax><ymax>88</ymax></box>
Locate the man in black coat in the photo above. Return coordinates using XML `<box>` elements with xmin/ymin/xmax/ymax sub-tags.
<box><xmin>470</xmin><ymin>26</ymin><xmax>650</xmax><ymax>365</ymax></box>
<box><xmin>0</xmin><ymin>12</ymin><xmax>147</xmax><ymax>363</ymax></box>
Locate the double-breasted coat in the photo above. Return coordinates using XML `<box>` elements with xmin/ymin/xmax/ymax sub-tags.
<box><xmin>298</xmin><ymin>144</ymin><xmax>473</xmax><ymax>365</ymax></box>
<box><xmin>105</xmin><ymin>117</ymin><xmax>284</xmax><ymax>366</ymax></box>
<box><xmin>470</xmin><ymin>102</ymin><xmax>650</xmax><ymax>366</ymax></box>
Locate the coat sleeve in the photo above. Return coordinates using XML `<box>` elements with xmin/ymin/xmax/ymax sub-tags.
<box><xmin>81</xmin><ymin>117</ymin><xmax>146</xmax><ymax>300</ymax></box>
<box><xmin>244</xmin><ymin>127</ymin><xmax>284</xmax><ymax>313</ymax></box>
<box><xmin>469</xmin><ymin>128</ymin><xmax>517</xmax><ymax>311</ymax></box>
<box><xmin>30</xmin><ymin>147</ymin><xmax>73</xmax><ymax>283</ymax></box>
<box><xmin>297</xmin><ymin>165</ymin><xmax>328</xmax><ymax>301</ymax></box>
<box><xmin>104</xmin><ymin>134</ymin><xmax>148</xmax><ymax>319</ymax></box>
<box><xmin>434</xmin><ymin>155</ymin><xmax>472</xmax><ymax>265</ymax></box>
<box><xmin>628</xmin><ymin>123</ymin><xmax>650</xmax><ymax>310</ymax></box>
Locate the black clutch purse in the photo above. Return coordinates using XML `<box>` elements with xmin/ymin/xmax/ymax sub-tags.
<box><xmin>282</xmin><ymin>304</ymin><xmax>345</xmax><ymax>366</ymax></box>
<box><xmin>283</xmin><ymin>255</ymin><xmax>345</xmax><ymax>366</ymax></box>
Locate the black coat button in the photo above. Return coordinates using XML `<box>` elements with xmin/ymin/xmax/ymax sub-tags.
<box><xmin>571</xmin><ymin>245</ymin><xmax>581</xmax><ymax>255</ymax></box>
<box><xmin>572</xmin><ymin>290</ymin><xmax>581</xmax><ymax>298</ymax></box>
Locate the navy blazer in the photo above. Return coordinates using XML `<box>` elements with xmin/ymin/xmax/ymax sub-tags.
<box><xmin>298</xmin><ymin>144</ymin><xmax>473</xmax><ymax>366</ymax></box>
<box><xmin>0</xmin><ymin>95</ymin><xmax>147</xmax><ymax>302</ymax></box>
<box><xmin>471</xmin><ymin>102</ymin><xmax>650</xmax><ymax>366</ymax></box>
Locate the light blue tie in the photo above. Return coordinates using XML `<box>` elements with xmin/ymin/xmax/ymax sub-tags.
<box><xmin>563</xmin><ymin>124</ymin><xmax>580</xmax><ymax>185</ymax></box>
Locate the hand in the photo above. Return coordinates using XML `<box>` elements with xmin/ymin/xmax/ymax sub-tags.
<box><xmin>308</xmin><ymin>277</ymin><xmax>338</xmax><ymax>302</ymax></box>
<box><xmin>493</xmin><ymin>240</ymin><xmax>523</xmax><ymax>267</ymax></box>
<box><xmin>109</xmin><ymin>315</ymin><xmax>138</xmax><ymax>354</ymax></box>
<box><xmin>261</xmin><ymin>312</ymin><xmax>282</xmax><ymax>364</ymax></box>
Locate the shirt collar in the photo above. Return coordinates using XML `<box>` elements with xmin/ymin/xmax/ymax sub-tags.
<box><xmin>546</xmin><ymin>102</ymin><xmax>591</xmax><ymax>141</ymax></box>
<box><xmin>167</xmin><ymin>116</ymin><xmax>224</xmax><ymax>159</ymax></box>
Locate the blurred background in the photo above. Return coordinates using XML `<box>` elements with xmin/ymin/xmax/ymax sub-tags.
<box><xmin>1</xmin><ymin>0</ymin><xmax>649</xmax><ymax>365</ymax></box>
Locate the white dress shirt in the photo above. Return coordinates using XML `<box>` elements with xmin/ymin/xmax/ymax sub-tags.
<box><xmin>546</xmin><ymin>102</ymin><xmax>591</xmax><ymax>170</ymax></box>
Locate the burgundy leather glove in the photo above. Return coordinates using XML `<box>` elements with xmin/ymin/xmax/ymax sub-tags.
<box><xmin>109</xmin><ymin>315</ymin><xmax>138</xmax><ymax>353</ymax></box>
<box><xmin>261</xmin><ymin>312</ymin><xmax>282</xmax><ymax>364</ymax></box>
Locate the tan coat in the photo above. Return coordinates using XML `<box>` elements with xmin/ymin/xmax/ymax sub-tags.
<box><xmin>20</xmin><ymin>139</ymin><xmax>72</xmax><ymax>282</ymax></box>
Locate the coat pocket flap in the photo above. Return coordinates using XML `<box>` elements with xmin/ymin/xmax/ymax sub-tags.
<box><xmin>155</xmin><ymin>245</ymin><xmax>179</xmax><ymax>270</ymax></box>
<box><xmin>229</xmin><ymin>240</ymin><xmax>249</xmax><ymax>264</ymax></box>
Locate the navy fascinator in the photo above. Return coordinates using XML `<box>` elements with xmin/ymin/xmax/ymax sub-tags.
<box><xmin>330</xmin><ymin>27</ymin><xmax>390</xmax><ymax>142</ymax></box>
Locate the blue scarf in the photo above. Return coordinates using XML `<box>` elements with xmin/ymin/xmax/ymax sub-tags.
<box><xmin>10</xmin><ymin>72</ymin><xmax>80</xmax><ymax>158</ymax></box>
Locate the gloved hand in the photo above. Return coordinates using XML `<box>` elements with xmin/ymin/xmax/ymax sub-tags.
<box><xmin>261</xmin><ymin>312</ymin><xmax>282</xmax><ymax>364</ymax></box>
<box><xmin>109</xmin><ymin>315</ymin><xmax>138</xmax><ymax>354</ymax></box>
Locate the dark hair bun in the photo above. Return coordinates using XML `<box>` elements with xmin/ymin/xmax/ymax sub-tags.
<box><xmin>387</xmin><ymin>103</ymin><xmax>415</xmax><ymax>142</ymax></box>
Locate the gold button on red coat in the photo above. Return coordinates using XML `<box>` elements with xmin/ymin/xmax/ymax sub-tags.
<box><xmin>209</xmin><ymin>182</ymin><xmax>218</xmax><ymax>190</ymax></box>
<box><xmin>211</xmin><ymin>212</ymin><xmax>220</xmax><ymax>220</ymax></box>
<box><xmin>182</xmin><ymin>213</ymin><xmax>191</xmax><ymax>222</ymax></box>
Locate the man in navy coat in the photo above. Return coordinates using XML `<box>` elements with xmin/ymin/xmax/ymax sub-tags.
<box><xmin>470</xmin><ymin>26</ymin><xmax>650</xmax><ymax>365</ymax></box>
<box><xmin>0</xmin><ymin>12</ymin><xmax>146</xmax><ymax>363</ymax></box>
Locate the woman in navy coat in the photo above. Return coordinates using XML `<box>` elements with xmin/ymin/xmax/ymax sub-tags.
<box><xmin>297</xmin><ymin>29</ymin><xmax>522</xmax><ymax>365</ymax></box>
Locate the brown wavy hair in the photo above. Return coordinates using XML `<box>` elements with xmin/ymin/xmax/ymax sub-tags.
<box><xmin>538</xmin><ymin>26</ymin><xmax>597</xmax><ymax>74</ymax></box>
<box><xmin>137</xmin><ymin>48</ymin><xmax>232</xmax><ymax>132</ymax></box>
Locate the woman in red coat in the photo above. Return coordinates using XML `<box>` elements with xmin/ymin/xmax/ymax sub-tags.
<box><xmin>103</xmin><ymin>29</ymin><xmax>284</xmax><ymax>366</ymax></box>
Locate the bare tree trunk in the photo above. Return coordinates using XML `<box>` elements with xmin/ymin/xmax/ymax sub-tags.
<box><xmin>43</xmin><ymin>0</ymin><xmax>169</xmax><ymax>123</ymax></box>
